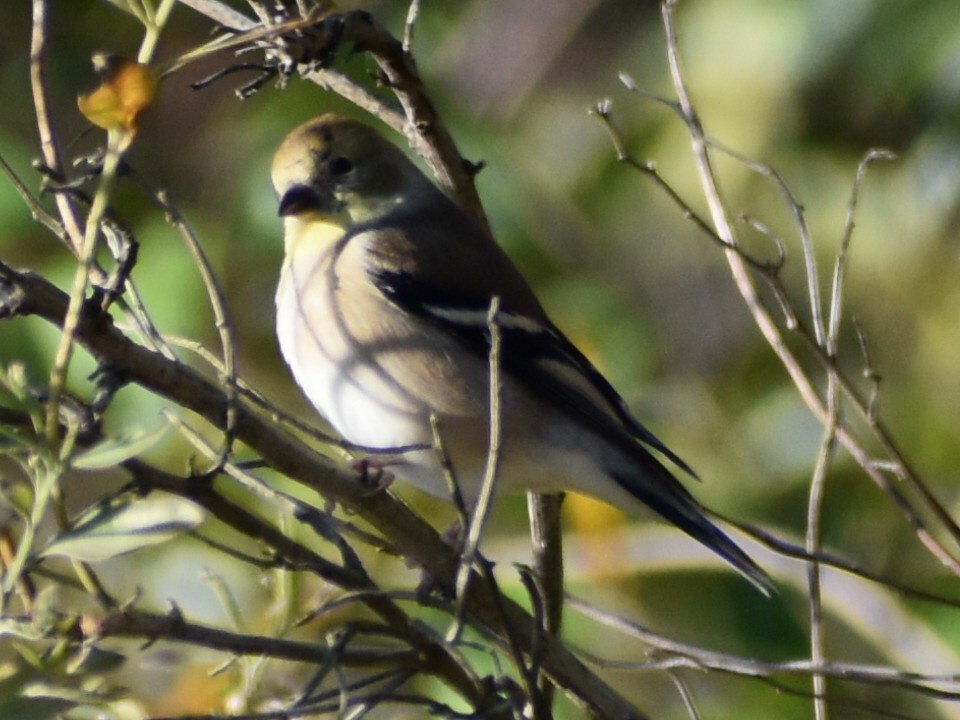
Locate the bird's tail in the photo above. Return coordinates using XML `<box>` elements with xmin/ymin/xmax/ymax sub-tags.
<box><xmin>610</xmin><ymin>469</ymin><xmax>776</xmax><ymax>596</ymax></box>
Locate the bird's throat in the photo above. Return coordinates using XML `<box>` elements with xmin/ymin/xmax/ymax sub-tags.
<box><xmin>284</xmin><ymin>214</ymin><xmax>347</xmax><ymax>255</ymax></box>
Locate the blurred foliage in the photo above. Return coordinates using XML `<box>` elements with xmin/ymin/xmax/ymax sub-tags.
<box><xmin>1</xmin><ymin>1</ymin><xmax>959</xmax><ymax>718</ymax></box>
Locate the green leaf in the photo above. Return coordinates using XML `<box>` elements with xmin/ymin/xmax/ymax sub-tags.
<box><xmin>0</xmin><ymin>619</ymin><xmax>48</xmax><ymax>643</ymax></box>
<box><xmin>0</xmin><ymin>425</ymin><xmax>28</xmax><ymax>451</ymax></box>
<box><xmin>70</xmin><ymin>426</ymin><xmax>168</xmax><ymax>471</ymax></box>
<box><xmin>22</xmin><ymin>681</ymin><xmax>90</xmax><ymax>703</ymax></box>
<box><xmin>66</xmin><ymin>646</ymin><xmax>127</xmax><ymax>676</ymax></box>
<box><xmin>41</xmin><ymin>494</ymin><xmax>205</xmax><ymax>562</ymax></box>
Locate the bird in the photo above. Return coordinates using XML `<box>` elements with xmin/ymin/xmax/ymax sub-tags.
<box><xmin>271</xmin><ymin>113</ymin><xmax>774</xmax><ymax>595</ymax></box>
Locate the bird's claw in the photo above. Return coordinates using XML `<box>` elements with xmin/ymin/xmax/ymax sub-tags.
<box><xmin>351</xmin><ymin>458</ymin><xmax>395</xmax><ymax>495</ymax></box>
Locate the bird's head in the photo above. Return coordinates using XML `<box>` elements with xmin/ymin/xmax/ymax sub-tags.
<box><xmin>271</xmin><ymin>114</ymin><xmax>429</xmax><ymax>227</ymax></box>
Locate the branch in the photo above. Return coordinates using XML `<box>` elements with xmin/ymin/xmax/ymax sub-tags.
<box><xmin>175</xmin><ymin>2</ymin><xmax>488</xmax><ymax>230</ymax></box>
<box><xmin>599</xmin><ymin>0</ymin><xmax>960</xmax><ymax>578</ymax></box>
<box><xmin>0</xmin><ymin>261</ymin><xmax>648</xmax><ymax>720</ymax></box>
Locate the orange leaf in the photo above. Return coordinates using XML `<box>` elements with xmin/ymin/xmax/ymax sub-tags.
<box><xmin>78</xmin><ymin>54</ymin><xmax>157</xmax><ymax>136</ymax></box>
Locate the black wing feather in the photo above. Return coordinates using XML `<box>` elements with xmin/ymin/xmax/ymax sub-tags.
<box><xmin>371</xmin><ymin>266</ymin><xmax>697</xmax><ymax>478</ymax></box>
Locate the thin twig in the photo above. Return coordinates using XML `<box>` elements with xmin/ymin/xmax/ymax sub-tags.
<box><xmin>712</xmin><ymin>510</ymin><xmax>960</xmax><ymax>608</ymax></box>
<box><xmin>301</xmin><ymin>67</ymin><xmax>407</xmax><ymax>131</ymax></box>
<box><xmin>44</xmin><ymin>0</ymin><xmax>175</xmax><ymax>442</ymax></box>
<box><xmin>526</xmin><ymin>490</ymin><xmax>564</xmax><ymax>709</ymax></box>
<box><xmin>155</xmin><ymin>189</ymin><xmax>238</xmax><ymax>467</ymax></box>
<box><xmin>174</xmin><ymin>0</ymin><xmax>257</xmax><ymax>30</ymax></box>
<box><xmin>852</xmin><ymin>316</ymin><xmax>882</xmax><ymax>422</ymax></box>
<box><xmin>592</xmin><ymin>101</ymin><xmax>782</xmax><ymax>273</ymax></box>
<box><xmin>157</xmin><ymin>332</ymin><xmax>423</xmax><ymax>454</ymax></box>
<box><xmin>568</xmin><ymin>594</ymin><xmax>960</xmax><ymax>700</ymax></box>
<box><xmin>804</xmin><ymin>150</ymin><xmax>892</xmax><ymax>720</ymax></box>
<box><xmin>607</xmin><ymin>84</ymin><xmax>948</xmax><ymax>564</ymax></box>
<box><xmin>30</xmin><ymin>0</ymin><xmax>84</xmax><ymax>253</ymax></box>
<box><xmin>45</xmin><ymin>132</ymin><xmax>124</xmax><ymax>442</ymax></box>
<box><xmin>403</xmin><ymin>0</ymin><xmax>422</xmax><ymax>52</ymax></box>
<box><xmin>708</xmin><ymin>136</ymin><xmax>826</xmax><ymax>345</ymax></box>
<box><xmin>179</xmin><ymin>4</ymin><xmax>490</xmax><ymax>229</ymax></box>
<box><xmin>451</xmin><ymin>296</ymin><xmax>503</xmax><ymax>633</ymax></box>
<box><xmin>653</xmin><ymin>0</ymin><xmax>960</xmax><ymax>574</ymax></box>
<box><xmin>0</xmin><ymin>152</ymin><xmax>66</xmax><ymax>241</ymax></box>
<box><xmin>668</xmin><ymin>671</ymin><xmax>702</xmax><ymax>720</ymax></box>
<box><xmin>806</xmin><ymin>375</ymin><xmax>838</xmax><ymax>720</ymax></box>
<box><xmin>429</xmin><ymin>412</ymin><xmax>470</xmax><ymax>528</ymax></box>
<box><xmin>137</xmin><ymin>0</ymin><xmax>177</xmax><ymax>63</ymax></box>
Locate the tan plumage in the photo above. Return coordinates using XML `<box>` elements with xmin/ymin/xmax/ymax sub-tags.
<box><xmin>272</xmin><ymin>114</ymin><xmax>774</xmax><ymax>594</ymax></box>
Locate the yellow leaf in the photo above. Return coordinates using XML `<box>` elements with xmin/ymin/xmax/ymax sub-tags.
<box><xmin>77</xmin><ymin>53</ymin><xmax>157</xmax><ymax>136</ymax></box>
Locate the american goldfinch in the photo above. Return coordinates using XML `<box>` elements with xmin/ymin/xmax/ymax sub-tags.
<box><xmin>272</xmin><ymin>114</ymin><xmax>773</xmax><ymax>594</ymax></box>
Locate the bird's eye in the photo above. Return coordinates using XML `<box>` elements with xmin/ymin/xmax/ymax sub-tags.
<box><xmin>330</xmin><ymin>156</ymin><xmax>354</xmax><ymax>176</ymax></box>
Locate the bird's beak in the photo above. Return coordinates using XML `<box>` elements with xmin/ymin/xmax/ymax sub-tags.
<box><xmin>277</xmin><ymin>183</ymin><xmax>331</xmax><ymax>217</ymax></box>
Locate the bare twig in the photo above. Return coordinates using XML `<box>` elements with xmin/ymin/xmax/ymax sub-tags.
<box><xmin>668</xmin><ymin>671</ymin><xmax>702</xmax><ymax>720</ymax></box>
<box><xmin>526</xmin><ymin>490</ymin><xmax>564</xmax><ymax>709</ymax></box>
<box><xmin>451</xmin><ymin>296</ymin><xmax>504</xmax><ymax>629</ymax></box>
<box><xmin>154</xmin><ymin>189</ymin><xmax>238</xmax><ymax>467</ymax></box>
<box><xmin>429</xmin><ymin>411</ymin><xmax>470</xmax><ymax>528</ymax></box>
<box><xmin>0</xmin><ymin>152</ymin><xmax>66</xmax><ymax>242</ymax></box>
<box><xmin>592</xmin><ymin>101</ymin><xmax>783</xmax><ymax>273</ymax></box>
<box><xmin>568</xmin><ymin>594</ymin><xmax>960</xmax><ymax>701</ymax></box>
<box><xmin>807</xmin><ymin>374</ymin><xmax>839</xmax><ymax>720</ymax></box>
<box><xmin>45</xmin><ymin>132</ymin><xmax>123</xmax><ymax>442</ymax></box>
<box><xmin>175</xmin><ymin>0</ymin><xmax>257</xmax><ymax>30</ymax></box>
<box><xmin>0</xmin><ymin>261</ymin><xmax>648</xmax><ymax>720</ymax></box>
<box><xmin>30</xmin><ymin>0</ymin><xmax>84</xmax><ymax>253</ymax></box>
<box><xmin>803</xmin><ymin>148</ymin><xmax>894</xmax><ymax>720</ymax></box>
<box><xmin>403</xmin><ymin>0</ymin><xmax>422</xmax><ymax>51</ymax></box>
<box><xmin>653</xmin><ymin>0</ymin><xmax>960</xmax><ymax>575</ymax></box>
<box><xmin>175</xmin><ymin>2</ymin><xmax>488</xmax><ymax>230</ymax></box>
<box><xmin>852</xmin><ymin>316</ymin><xmax>882</xmax><ymax>422</ymax></box>
<box><xmin>41</xmin><ymin>0</ymin><xmax>175</xmax><ymax>443</ymax></box>
<box><xmin>709</xmin><ymin>137</ymin><xmax>826</xmax><ymax>344</ymax></box>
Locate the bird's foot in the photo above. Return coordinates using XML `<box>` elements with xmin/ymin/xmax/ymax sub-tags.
<box><xmin>351</xmin><ymin>457</ymin><xmax>395</xmax><ymax>495</ymax></box>
<box><xmin>440</xmin><ymin>519</ymin><xmax>464</xmax><ymax>551</ymax></box>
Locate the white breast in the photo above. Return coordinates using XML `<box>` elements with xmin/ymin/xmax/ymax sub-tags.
<box><xmin>275</xmin><ymin>240</ymin><xmax>430</xmax><ymax>452</ymax></box>
<box><xmin>274</xmin><ymin>220</ymin><xmax>619</xmax><ymax>505</ymax></box>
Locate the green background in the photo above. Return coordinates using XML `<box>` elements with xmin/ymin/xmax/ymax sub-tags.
<box><xmin>1</xmin><ymin>1</ymin><xmax>959</xmax><ymax>718</ymax></box>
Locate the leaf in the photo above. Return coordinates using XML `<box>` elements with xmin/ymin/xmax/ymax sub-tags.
<box><xmin>0</xmin><ymin>427</ymin><xmax>28</xmax><ymax>451</ymax></box>
<box><xmin>0</xmin><ymin>619</ymin><xmax>48</xmax><ymax>643</ymax></box>
<box><xmin>77</xmin><ymin>54</ymin><xmax>157</xmax><ymax>137</ymax></box>
<box><xmin>71</xmin><ymin>426</ymin><xmax>168</xmax><ymax>471</ymax></box>
<box><xmin>65</xmin><ymin>646</ymin><xmax>127</xmax><ymax>676</ymax></box>
<box><xmin>41</xmin><ymin>495</ymin><xmax>205</xmax><ymax>562</ymax></box>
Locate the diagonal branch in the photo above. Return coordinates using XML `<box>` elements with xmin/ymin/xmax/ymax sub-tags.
<box><xmin>0</xmin><ymin>260</ymin><xmax>648</xmax><ymax>720</ymax></box>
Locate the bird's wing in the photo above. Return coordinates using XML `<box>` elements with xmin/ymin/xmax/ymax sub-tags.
<box><xmin>358</xmin><ymin>201</ymin><xmax>696</xmax><ymax>478</ymax></box>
